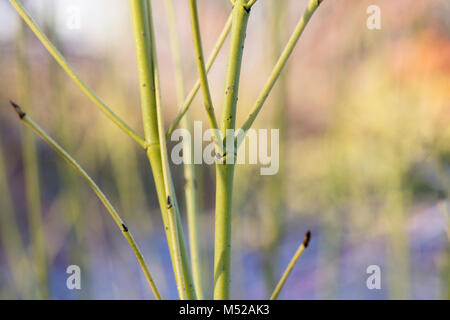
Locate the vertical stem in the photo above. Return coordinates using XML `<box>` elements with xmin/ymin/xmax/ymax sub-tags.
<box><xmin>16</xmin><ymin>18</ymin><xmax>49</xmax><ymax>298</ymax></box>
<box><xmin>147</xmin><ymin>1</ymin><xmax>186</xmax><ymax>300</ymax></box>
<box><xmin>214</xmin><ymin>0</ymin><xmax>250</xmax><ymax>300</ymax></box>
<box><xmin>129</xmin><ymin>0</ymin><xmax>196</xmax><ymax>299</ymax></box>
<box><xmin>214</xmin><ymin>164</ymin><xmax>236</xmax><ymax>299</ymax></box>
<box><xmin>165</xmin><ymin>0</ymin><xmax>204</xmax><ymax>299</ymax></box>
<box><xmin>147</xmin><ymin>0</ymin><xmax>198</xmax><ymax>300</ymax></box>
<box><xmin>188</xmin><ymin>0</ymin><xmax>221</xmax><ymax>147</ymax></box>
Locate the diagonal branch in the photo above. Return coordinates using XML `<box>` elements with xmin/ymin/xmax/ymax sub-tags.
<box><xmin>166</xmin><ymin>14</ymin><xmax>232</xmax><ymax>138</ymax></box>
<box><xmin>245</xmin><ymin>0</ymin><xmax>258</xmax><ymax>9</ymax></box>
<box><xmin>10</xmin><ymin>101</ymin><xmax>161</xmax><ymax>300</ymax></box>
<box><xmin>237</xmin><ymin>0</ymin><xmax>324</xmax><ymax>147</ymax></box>
<box><xmin>270</xmin><ymin>231</ymin><xmax>311</xmax><ymax>300</ymax></box>
<box><xmin>9</xmin><ymin>0</ymin><xmax>146</xmax><ymax>149</ymax></box>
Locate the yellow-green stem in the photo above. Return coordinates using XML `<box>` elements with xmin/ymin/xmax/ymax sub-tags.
<box><xmin>270</xmin><ymin>231</ymin><xmax>311</xmax><ymax>300</ymax></box>
<box><xmin>165</xmin><ymin>0</ymin><xmax>204</xmax><ymax>299</ymax></box>
<box><xmin>166</xmin><ymin>14</ymin><xmax>232</xmax><ymax>138</ymax></box>
<box><xmin>188</xmin><ymin>0</ymin><xmax>221</xmax><ymax>149</ymax></box>
<box><xmin>238</xmin><ymin>0</ymin><xmax>323</xmax><ymax>144</ymax></box>
<box><xmin>9</xmin><ymin>0</ymin><xmax>146</xmax><ymax>148</ymax></box>
<box><xmin>129</xmin><ymin>0</ymin><xmax>196</xmax><ymax>299</ymax></box>
<box><xmin>147</xmin><ymin>1</ymin><xmax>187</xmax><ymax>300</ymax></box>
<box><xmin>10</xmin><ymin>102</ymin><xmax>161</xmax><ymax>300</ymax></box>
<box><xmin>214</xmin><ymin>0</ymin><xmax>250</xmax><ymax>300</ymax></box>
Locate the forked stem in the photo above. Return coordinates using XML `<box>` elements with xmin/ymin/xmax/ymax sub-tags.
<box><xmin>9</xmin><ymin>0</ymin><xmax>146</xmax><ymax>148</ymax></box>
<box><xmin>237</xmin><ymin>0</ymin><xmax>323</xmax><ymax>147</ymax></box>
<box><xmin>245</xmin><ymin>0</ymin><xmax>258</xmax><ymax>9</ymax></box>
<box><xmin>129</xmin><ymin>0</ymin><xmax>195</xmax><ymax>299</ymax></box>
<box><xmin>166</xmin><ymin>14</ymin><xmax>232</xmax><ymax>138</ymax></box>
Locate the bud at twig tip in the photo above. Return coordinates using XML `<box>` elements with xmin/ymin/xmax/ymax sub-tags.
<box><xmin>303</xmin><ymin>230</ymin><xmax>311</xmax><ymax>248</ymax></box>
<box><xmin>10</xmin><ymin>100</ymin><xmax>26</xmax><ymax>119</ymax></box>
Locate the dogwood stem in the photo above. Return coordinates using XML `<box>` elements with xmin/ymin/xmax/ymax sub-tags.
<box><xmin>10</xmin><ymin>101</ymin><xmax>162</xmax><ymax>300</ymax></box>
<box><xmin>214</xmin><ymin>0</ymin><xmax>250</xmax><ymax>300</ymax></box>
<box><xmin>237</xmin><ymin>0</ymin><xmax>323</xmax><ymax>146</ymax></box>
<box><xmin>166</xmin><ymin>14</ymin><xmax>232</xmax><ymax>138</ymax></box>
<box><xmin>165</xmin><ymin>0</ymin><xmax>204</xmax><ymax>299</ymax></box>
<box><xmin>129</xmin><ymin>0</ymin><xmax>196</xmax><ymax>299</ymax></box>
<box><xmin>270</xmin><ymin>231</ymin><xmax>311</xmax><ymax>300</ymax></box>
<box><xmin>9</xmin><ymin>0</ymin><xmax>146</xmax><ymax>148</ymax></box>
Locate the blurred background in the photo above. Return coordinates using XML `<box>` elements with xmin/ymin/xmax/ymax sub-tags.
<box><xmin>0</xmin><ymin>0</ymin><xmax>449</xmax><ymax>299</ymax></box>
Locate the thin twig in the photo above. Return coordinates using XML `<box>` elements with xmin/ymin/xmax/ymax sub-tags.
<box><xmin>129</xmin><ymin>0</ymin><xmax>194</xmax><ymax>300</ymax></box>
<box><xmin>9</xmin><ymin>0</ymin><xmax>146</xmax><ymax>149</ymax></box>
<box><xmin>237</xmin><ymin>0</ymin><xmax>323</xmax><ymax>147</ymax></box>
<box><xmin>270</xmin><ymin>231</ymin><xmax>311</xmax><ymax>300</ymax></box>
<box><xmin>165</xmin><ymin>0</ymin><xmax>205</xmax><ymax>299</ymax></box>
<box><xmin>10</xmin><ymin>101</ymin><xmax>162</xmax><ymax>300</ymax></box>
<box><xmin>245</xmin><ymin>0</ymin><xmax>258</xmax><ymax>9</ymax></box>
<box><xmin>166</xmin><ymin>14</ymin><xmax>232</xmax><ymax>138</ymax></box>
<box><xmin>146</xmin><ymin>1</ymin><xmax>187</xmax><ymax>300</ymax></box>
<box><xmin>188</xmin><ymin>0</ymin><xmax>222</xmax><ymax>149</ymax></box>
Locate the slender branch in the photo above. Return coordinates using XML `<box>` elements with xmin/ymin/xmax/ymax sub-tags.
<box><xmin>129</xmin><ymin>0</ymin><xmax>194</xmax><ymax>300</ymax></box>
<box><xmin>10</xmin><ymin>101</ymin><xmax>162</xmax><ymax>300</ymax></box>
<box><xmin>9</xmin><ymin>0</ymin><xmax>146</xmax><ymax>149</ymax></box>
<box><xmin>220</xmin><ymin>1</ymin><xmax>249</xmax><ymax>136</ymax></box>
<box><xmin>146</xmin><ymin>1</ymin><xmax>187</xmax><ymax>300</ymax></box>
<box><xmin>166</xmin><ymin>14</ymin><xmax>232</xmax><ymax>138</ymax></box>
<box><xmin>245</xmin><ymin>0</ymin><xmax>258</xmax><ymax>9</ymax></box>
<box><xmin>165</xmin><ymin>0</ymin><xmax>204</xmax><ymax>299</ymax></box>
<box><xmin>237</xmin><ymin>0</ymin><xmax>323</xmax><ymax>146</ymax></box>
<box><xmin>270</xmin><ymin>231</ymin><xmax>311</xmax><ymax>300</ymax></box>
<box><xmin>214</xmin><ymin>0</ymin><xmax>250</xmax><ymax>300</ymax></box>
<box><xmin>188</xmin><ymin>0</ymin><xmax>222</xmax><ymax>149</ymax></box>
